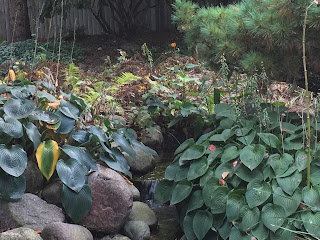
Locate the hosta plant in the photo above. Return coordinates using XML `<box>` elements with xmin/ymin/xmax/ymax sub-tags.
<box><xmin>155</xmin><ymin>102</ymin><xmax>320</xmax><ymax>240</ymax></box>
<box><xmin>0</xmin><ymin>78</ymin><xmax>157</xmax><ymax>223</ymax></box>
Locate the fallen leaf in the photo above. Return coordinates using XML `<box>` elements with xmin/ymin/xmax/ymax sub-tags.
<box><xmin>222</xmin><ymin>171</ymin><xmax>229</xmax><ymax>179</ymax></box>
<box><xmin>48</xmin><ymin>100</ymin><xmax>60</xmax><ymax>109</ymax></box>
<box><xmin>233</xmin><ymin>161</ymin><xmax>238</xmax><ymax>167</ymax></box>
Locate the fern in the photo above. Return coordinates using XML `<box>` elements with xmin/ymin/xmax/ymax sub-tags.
<box><xmin>115</xmin><ymin>72</ymin><xmax>141</xmax><ymax>86</ymax></box>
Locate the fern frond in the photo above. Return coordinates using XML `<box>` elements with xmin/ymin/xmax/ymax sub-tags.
<box><xmin>115</xmin><ymin>72</ymin><xmax>141</xmax><ymax>86</ymax></box>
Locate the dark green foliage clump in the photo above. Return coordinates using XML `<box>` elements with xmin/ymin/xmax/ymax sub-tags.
<box><xmin>172</xmin><ymin>0</ymin><xmax>320</xmax><ymax>84</ymax></box>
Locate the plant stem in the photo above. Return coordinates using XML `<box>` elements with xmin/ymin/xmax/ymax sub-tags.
<box><xmin>302</xmin><ymin>2</ymin><xmax>314</xmax><ymax>188</ymax></box>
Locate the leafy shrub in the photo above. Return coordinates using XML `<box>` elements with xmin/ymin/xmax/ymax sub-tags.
<box><xmin>155</xmin><ymin>102</ymin><xmax>320</xmax><ymax>239</ymax></box>
<box><xmin>0</xmin><ymin>75</ymin><xmax>157</xmax><ymax>223</ymax></box>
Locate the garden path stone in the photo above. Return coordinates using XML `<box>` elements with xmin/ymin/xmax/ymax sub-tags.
<box><xmin>41</xmin><ymin>222</ymin><xmax>93</xmax><ymax>240</ymax></box>
<box><xmin>0</xmin><ymin>227</ymin><xmax>43</xmax><ymax>240</ymax></box>
<box><xmin>80</xmin><ymin>165</ymin><xmax>133</xmax><ymax>233</ymax></box>
<box><xmin>0</xmin><ymin>193</ymin><xmax>65</xmax><ymax>231</ymax></box>
<box><xmin>122</xmin><ymin>221</ymin><xmax>150</xmax><ymax>240</ymax></box>
<box><xmin>100</xmin><ymin>233</ymin><xmax>131</xmax><ymax>240</ymax></box>
<box><xmin>124</xmin><ymin>148</ymin><xmax>156</xmax><ymax>174</ymax></box>
<box><xmin>128</xmin><ymin>202</ymin><xmax>157</xmax><ymax>229</ymax></box>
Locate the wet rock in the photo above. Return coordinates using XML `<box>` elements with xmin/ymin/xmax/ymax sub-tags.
<box><xmin>41</xmin><ymin>222</ymin><xmax>93</xmax><ymax>240</ymax></box>
<box><xmin>80</xmin><ymin>165</ymin><xmax>133</xmax><ymax>233</ymax></box>
<box><xmin>0</xmin><ymin>227</ymin><xmax>43</xmax><ymax>240</ymax></box>
<box><xmin>128</xmin><ymin>202</ymin><xmax>157</xmax><ymax>229</ymax></box>
<box><xmin>140</xmin><ymin>125</ymin><xmax>163</xmax><ymax>149</ymax></box>
<box><xmin>42</xmin><ymin>181</ymin><xmax>63</xmax><ymax>205</ymax></box>
<box><xmin>122</xmin><ymin>221</ymin><xmax>150</xmax><ymax>240</ymax></box>
<box><xmin>25</xmin><ymin>161</ymin><xmax>44</xmax><ymax>194</ymax></box>
<box><xmin>124</xmin><ymin>148</ymin><xmax>156</xmax><ymax>174</ymax></box>
<box><xmin>129</xmin><ymin>185</ymin><xmax>140</xmax><ymax>201</ymax></box>
<box><xmin>0</xmin><ymin>193</ymin><xmax>65</xmax><ymax>231</ymax></box>
<box><xmin>100</xmin><ymin>234</ymin><xmax>131</xmax><ymax>240</ymax></box>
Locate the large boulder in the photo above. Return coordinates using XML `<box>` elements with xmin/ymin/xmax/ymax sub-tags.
<box><xmin>80</xmin><ymin>165</ymin><xmax>133</xmax><ymax>233</ymax></box>
<box><xmin>41</xmin><ymin>222</ymin><xmax>93</xmax><ymax>240</ymax></box>
<box><xmin>140</xmin><ymin>125</ymin><xmax>163</xmax><ymax>149</ymax></box>
<box><xmin>42</xmin><ymin>181</ymin><xmax>63</xmax><ymax>205</ymax></box>
<box><xmin>100</xmin><ymin>234</ymin><xmax>131</xmax><ymax>240</ymax></box>
<box><xmin>124</xmin><ymin>148</ymin><xmax>156</xmax><ymax>174</ymax></box>
<box><xmin>25</xmin><ymin>161</ymin><xmax>44</xmax><ymax>194</ymax></box>
<box><xmin>127</xmin><ymin>202</ymin><xmax>157</xmax><ymax>229</ymax></box>
<box><xmin>0</xmin><ymin>227</ymin><xmax>42</xmax><ymax>240</ymax></box>
<box><xmin>122</xmin><ymin>221</ymin><xmax>150</xmax><ymax>240</ymax></box>
<box><xmin>0</xmin><ymin>194</ymin><xmax>65</xmax><ymax>231</ymax></box>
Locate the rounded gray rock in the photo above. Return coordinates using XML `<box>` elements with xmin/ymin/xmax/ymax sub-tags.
<box><xmin>0</xmin><ymin>227</ymin><xmax>42</xmax><ymax>240</ymax></box>
<box><xmin>100</xmin><ymin>234</ymin><xmax>131</xmax><ymax>240</ymax></box>
<box><xmin>80</xmin><ymin>165</ymin><xmax>133</xmax><ymax>233</ymax></box>
<box><xmin>25</xmin><ymin>161</ymin><xmax>44</xmax><ymax>194</ymax></box>
<box><xmin>122</xmin><ymin>221</ymin><xmax>150</xmax><ymax>240</ymax></box>
<box><xmin>124</xmin><ymin>148</ymin><xmax>156</xmax><ymax>174</ymax></box>
<box><xmin>42</xmin><ymin>181</ymin><xmax>63</xmax><ymax>205</ymax></box>
<box><xmin>129</xmin><ymin>185</ymin><xmax>140</xmax><ymax>201</ymax></box>
<box><xmin>128</xmin><ymin>202</ymin><xmax>157</xmax><ymax>229</ymax></box>
<box><xmin>41</xmin><ymin>222</ymin><xmax>93</xmax><ymax>240</ymax></box>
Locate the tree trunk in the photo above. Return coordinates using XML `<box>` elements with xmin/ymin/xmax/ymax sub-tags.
<box><xmin>8</xmin><ymin>0</ymin><xmax>32</xmax><ymax>42</ymax></box>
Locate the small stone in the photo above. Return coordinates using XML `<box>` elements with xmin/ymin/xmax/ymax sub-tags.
<box><xmin>122</xmin><ymin>221</ymin><xmax>150</xmax><ymax>240</ymax></box>
<box><xmin>0</xmin><ymin>227</ymin><xmax>42</xmax><ymax>240</ymax></box>
<box><xmin>100</xmin><ymin>233</ymin><xmax>131</xmax><ymax>240</ymax></box>
<box><xmin>124</xmin><ymin>148</ymin><xmax>156</xmax><ymax>174</ymax></box>
<box><xmin>129</xmin><ymin>185</ymin><xmax>140</xmax><ymax>201</ymax></box>
<box><xmin>128</xmin><ymin>202</ymin><xmax>157</xmax><ymax>229</ymax></box>
<box><xmin>41</xmin><ymin>222</ymin><xmax>93</xmax><ymax>240</ymax></box>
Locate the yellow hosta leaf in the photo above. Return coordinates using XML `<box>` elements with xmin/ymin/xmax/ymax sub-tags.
<box><xmin>171</xmin><ymin>109</ymin><xmax>175</xmax><ymax>116</ymax></box>
<box><xmin>36</xmin><ymin>140</ymin><xmax>61</xmax><ymax>180</ymax></box>
<box><xmin>8</xmin><ymin>70</ymin><xmax>16</xmax><ymax>81</ymax></box>
<box><xmin>47</xmin><ymin>100</ymin><xmax>61</xmax><ymax>109</ymax></box>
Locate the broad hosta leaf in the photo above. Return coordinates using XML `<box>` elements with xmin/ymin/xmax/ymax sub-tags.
<box><xmin>226</xmin><ymin>191</ymin><xmax>246</xmax><ymax>222</ymax></box>
<box><xmin>170</xmin><ymin>179</ymin><xmax>192</xmax><ymax>205</ymax></box>
<box><xmin>273</xmin><ymin>183</ymin><xmax>301</xmax><ymax>217</ymax></box>
<box><xmin>237</xmin><ymin>130</ymin><xmax>256</xmax><ymax>145</ymax></box>
<box><xmin>276</xmin><ymin>170</ymin><xmax>302</xmax><ymax>196</ymax></box>
<box><xmin>209</xmin><ymin>129</ymin><xmax>233</xmax><ymax>142</ymax></box>
<box><xmin>215</xmin><ymin>162</ymin><xmax>234</xmax><ymax>180</ymax></box>
<box><xmin>215</xmin><ymin>103</ymin><xmax>236</xmax><ymax>120</ymax></box>
<box><xmin>251</xmin><ymin>221</ymin><xmax>269</xmax><ymax>240</ymax></box>
<box><xmin>175</xmin><ymin>138</ymin><xmax>195</xmax><ymax>155</ymax></box>
<box><xmin>4</xmin><ymin>98</ymin><xmax>36</xmax><ymax>119</ymax></box>
<box><xmin>257</xmin><ymin>133</ymin><xmax>280</xmax><ymax>148</ymax></box>
<box><xmin>59</xmin><ymin>99</ymin><xmax>80</xmax><ymax>120</ymax></box>
<box><xmin>56</xmin><ymin>158</ymin><xmax>87</xmax><ymax>192</ymax></box>
<box><xmin>24</xmin><ymin>122</ymin><xmax>41</xmax><ymax>149</ymax></box>
<box><xmin>89</xmin><ymin>125</ymin><xmax>108</xmax><ymax>143</ymax></box>
<box><xmin>268</xmin><ymin>153</ymin><xmax>293</xmax><ymax>176</ymax></box>
<box><xmin>187</xmin><ymin>157</ymin><xmax>209</xmax><ymax>180</ymax></box>
<box><xmin>72</xmin><ymin>130</ymin><xmax>90</xmax><ymax>144</ymax></box>
<box><xmin>154</xmin><ymin>179</ymin><xmax>174</xmax><ymax>204</ymax></box>
<box><xmin>37</xmin><ymin>91</ymin><xmax>56</xmax><ymax>101</ymax></box>
<box><xmin>270</xmin><ymin>221</ymin><xmax>295</xmax><ymax>240</ymax></box>
<box><xmin>261</xmin><ymin>204</ymin><xmax>286</xmax><ymax>232</ymax></box>
<box><xmin>239</xmin><ymin>205</ymin><xmax>260</xmax><ymax>232</ymax></box>
<box><xmin>28</xmin><ymin>109</ymin><xmax>60</xmax><ymax>124</ymax></box>
<box><xmin>229</xmin><ymin>227</ymin><xmax>251</xmax><ymax>240</ymax></box>
<box><xmin>109</xmin><ymin>148</ymin><xmax>131</xmax><ymax>177</ymax></box>
<box><xmin>205</xmin><ymin>187</ymin><xmax>229</xmax><ymax>214</ymax></box>
<box><xmin>200</xmin><ymin>169</ymin><xmax>216</xmax><ymax>187</ymax></box>
<box><xmin>62</xmin><ymin>145</ymin><xmax>97</xmax><ymax>171</ymax></box>
<box><xmin>165</xmin><ymin>160</ymin><xmax>189</xmax><ymax>182</ymax></box>
<box><xmin>183</xmin><ymin>213</ymin><xmax>196</xmax><ymax>240</ymax></box>
<box><xmin>36</xmin><ymin>140</ymin><xmax>61</xmax><ymax>180</ymax></box>
<box><xmin>0</xmin><ymin>169</ymin><xmax>25</xmax><ymax>201</ymax></box>
<box><xmin>193</xmin><ymin>210</ymin><xmax>213</xmax><ymax>240</ymax></box>
<box><xmin>99</xmin><ymin>153</ymin><xmax>131</xmax><ymax>178</ymax></box>
<box><xmin>207</xmin><ymin>147</ymin><xmax>223</xmax><ymax>165</ymax></box>
<box><xmin>0</xmin><ymin>117</ymin><xmax>23</xmax><ymax>138</ymax></box>
<box><xmin>112</xmin><ymin>133</ymin><xmax>136</xmax><ymax>159</ymax></box>
<box><xmin>62</xmin><ymin>184</ymin><xmax>92</xmax><ymax>223</ymax></box>
<box><xmin>295</xmin><ymin>150</ymin><xmax>307</xmax><ymax>172</ymax></box>
<box><xmin>311</xmin><ymin>163</ymin><xmax>320</xmax><ymax>185</ymax></box>
<box><xmin>0</xmin><ymin>145</ymin><xmax>27</xmax><ymax>177</ymax></box>
<box><xmin>125</xmin><ymin>132</ymin><xmax>158</xmax><ymax>156</ymax></box>
<box><xmin>235</xmin><ymin>164</ymin><xmax>263</xmax><ymax>182</ymax></box>
<box><xmin>54</xmin><ymin>111</ymin><xmax>75</xmax><ymax>134</ymax></box>
<box><xmin>218</xmin><ymin>219</ymin><xmax>232</xmax><ymax>240</ymax></box>
<box><xmin>221</xmin><ymin>146</ymin><xmax>239</xmax><ymax>162</ymax></box>
<box><xmin>179</xmin><ymin>144</ymin><xmax>205</xmax><ymax>164</ymax></box>
<box><xmin>302</xmin><ymin>186</ymin><xmax>320</xmax><ymax>212</ymax></box>
<box><xmin>187</xmin><ymin>190</ymin><xmax>204</xmax><ymax>213</ymax></box>
<box><xmin>301</xmin><ymin>209</ymin><xmax>320</xmax><ymax>238</ymax></box>
<box><xmin>240</xmin><ymin>144</ymin><xmax>266</xmax><ymax>170</ymax></box>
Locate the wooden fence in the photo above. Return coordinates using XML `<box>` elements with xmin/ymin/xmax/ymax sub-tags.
<box><xmin>0</xmin><ymin>0</ymin><xmax>174</xmax><ymax>42</ymax></box>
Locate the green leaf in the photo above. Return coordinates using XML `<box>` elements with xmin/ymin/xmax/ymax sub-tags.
<box><xmin>28</xmin><ymin>109</ymin><xmax>60</xmax><ymax>124</ymax></box>
<box><xmin>125</xmin><ymin>132</ymin><xmax>158</xmax><ymax>156</ymax></box>
<box><xmin>187</xmin><ymin>157</ymin><xmax>209</xmax><ymax>180</ymax></box>
<box><xmin>62</xmin><ymin>145</ymin><xmax>97</xmax><ymax>171</ymax></box>
<box><xmin>165</xmin><ymin>160</ymin><xmax>189</xmax><ymax>182</ymax></box>
<box><xmin>240</xmin><ymin>144</ymin><xmax>266</xmax><ymax>170</ymax></box>
<box><xmin>72</xmin><ymin>130</ymin><xmax>90</xmax><ymax>144</ymax></box>
<box><xmin>56</xmin><ymin>158</ymin><xmax>87</xmax><ymax>193</ymax></box>
<box><xmin>221</xmin><ymin>146</ymin><xmax>239</xmax><ymax>162</ymax></box>
<box><xmin>207</xmin><ymin>147</ymin><xmax>223</xmax><ymax>164</ymax></box>
<box><xmin>206</xmin><ymin>187</ymin><xmax>229</xmax><ymax>214</ymax></box>
<box><xmin>183</xmin><ymin>213</ymin><xmax>196</xmax><ymax>240</ymax></box>
<box><xmin>179</xmin><ymin>144</ymin><xmax>205</xmax><ymax>164</ymax></box>
<box><xmin>246</xmin><ymin>180</ymin><xmax>271</xmax><ymax>208</ymax></box>
<box><xmin>226</xmin><ymin>191</ymin><xmax>245</xmax><ymax>222</ymax></box>
<box><xmin>200</xmin><ymin>170</ymin><xmax>216</xmax><ymax>187</ymax></box>
<box><xmin>62</xmin><ymin>184</ymin><xmax>92</xmax><ymax>223</ymax></box>
<box><xmin>170</xmin><ymin>179</ymin><xmax>192</xmax><ymax>205</ymax></box>
<box><xmin>187</xmin><ymin>190</ymin><xmax>204</xmax><ymax>213</ymax></box>
<box><xmin>54</xmin><ymin>111</ymin><xmax>75</xmax><ymax>134</ymax></box>
<box><xmin>276</xmin><ymin>170</ymin><xmax>302</xmax><ymax>196</ymax></box>
<box><xmin>251</xmin><ymin>221</ymin><xmax>269</xmax><ymax>240</ymax></box>
<box><xmin>257</xmin><ymin>133</ymin><xmax>280</xmax><ymax>148</ymax></box>
<box><xmin>229</xmin><ymin>227</ymin><xmax>251</xmax><ymax>240</ymax></box>
<box><xmin>193</xmin><ymin>210</ymin><xmax>213</xmax><ymax>240</ymax></box>
<box><xmin>261</xmin><ymin>203</ymin><xmax>286</xmax><ymax>232</ymax></box>
<box><xmin>237</xmin><ymin>130</ymin><xmax>256</xmax><ymax>145</ymax></box>
<box><xmin>0</xmin><ymin>169</ymin><xmax>25</xmax><ymax>201</ymax></box>
<box><xmin>88</xmin><ymin>126</ymin><xmax>108</xmax><ymax>143</ymax></box>
<box><xmin>209</xmin><ymin>129</ymin><xmax>233</xmax><ymax>142</ymax></box>
<box><xmin>219</xmin><ymin>118</ymin><xmax>235</xmax><ymax>129</ymax></box>
<box><xmin>59</xmin><ymin>99</ymin><xmax>80</xmax><ymax>120</ymax></box>
<box><xmin>235</xmin><ymin>164</ymin><xmax>263</xmax><ymax>182</ymax></box>
<box><xmin>154</xmin><ymin>179</ymin><xmax>174</xmax><ymax>204</ymax></box>
<box><xmin>239</xmin><ymin>205</ymin><xmax>260</xmax><ymax>232</ymax></box>
<box><xmin>0</xmin><ymin>145</ymin><xmax>27</xmax><ymax>177</ymax></box>
<box><xmin>99</xmin><ymin>153</ymin><xmax>131</xmax><ymax>178</ymax></box>
<box><xmin>175</xmin><ymin>138</ymin><xmax>195</xmax><ymax>155</ymax></box>
<box><xmin>112</xmin><ymin>133</ymin><xmax>136</xmax><ymax>159</ymax></box>
<box><xmin>24</xmin><ymin>122</ymin><xmax>41</xmax><ymax>149</ymax></box>
<box><xmin>302</xmin><ymin>186</ymin><xmax>320</xmax><ymax>212</ymax></box>
<box><xmin>270</xmin><ymin>221</ymin><xmax>295</xmax><ymax>240</ymax></box>
<box><xmin>0</xmin><ymin>117</ymin><xmax>23</xmax><ymax>138</ymax></box>
<box><xmin>268</xmin><ymin>153</ymin><xmax>293</xmax><ymax>176</ymax></box>
<box><xmin>215</xmin><ymin>103</ymin><xmax>236</xmax><ymax>120</ymax></box>
<box><xmin>3</xmin><ymin>98</ymin><xmax>36</xmax><ymax>119</ymax></box>
<box><xmin>218</xmin><ymin>219</ymin><xmax>232</xmax><ymax>240</ymax></box>
<box><xmin>215</xmin><ymin>162</ymin><xmax>234</xmax><ymax>180</ymax></box>
<box><xmin>311</xmin><ymin>163</ymin><xmax>320</xmax><ymax>185</ymax></box>
<box><xmin>301</xmin><ymin>209</ymin><xmax>320</xmax><ymax>238</ymax></box>
<box><xmin>295</xmin><ymin>150</ymin><xmax>307</xmax><ymax>172</ymax></box>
